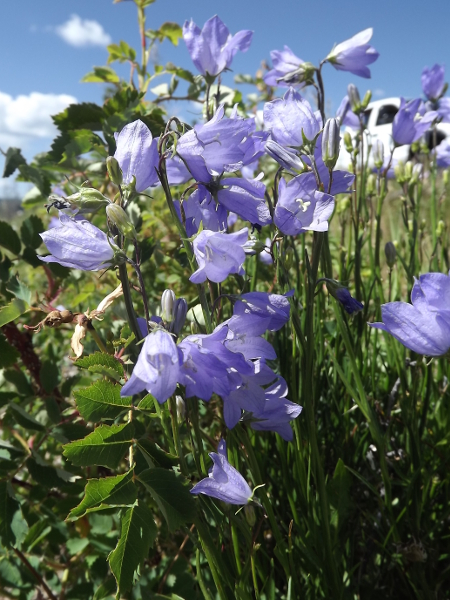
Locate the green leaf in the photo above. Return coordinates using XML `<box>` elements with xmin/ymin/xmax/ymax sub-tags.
<box><xmin>0</xmin><ymin>481</ymin><xmax>21</xmax><ymax>547</ymax></box>
<box><xmin>21</xmin><ymin>186</ymin><xmax>45</xmax><ymax>209</ymax></box>
<box><xmin>17</xmin><ymin>164</ymin><xmax>51</xmax><ymax>195</ymax></box>
<box><xmin>74</xmin><ymin>380</ymin><xmax>132</xmax><ymax>422</ymax></box>
<box><xmin>327</xmin><ymin>458</ymin><xmax>353</xmax><ymax>537</ymax></box>
<box><xmin>136</xmin><ymin>439</ymin><xmax>179</xmax><ymax>469</ymax></box>
<box><xmin>165</xmin><ymin>62</ymin><xmax>195</xmax><ymax>83</ymax></box>
<box><xmin>75</xmin><ymin>352</ymin><xmax>124</xmax><ymax>382</ymax></box>
<box><xmin>146</xmin><ymin>22</ymin><xmax>183</xmax><ymax>46</ymax></box>
<box><xmin>53</xmin><ymin>102</ymin><xmax>105</xmax><ymax>131</ymax></box>
<box><xmin>20</xmin><ymin>215</ymin><xmax>44</xmax><ymax>249</ymax></box>
<box><xmin>0</xmin><ymin>335</ymin><xmax>20</xmax><ymax>368</ymax></box>
<box><xmin>39</xmin><ymin>360</ymin><xmax>60</xmax><ymax>394</ymax></box>
<box><xmin>67</xmin><ymin>469</ymin><xmax>137</xmax><ymax>521</ymax></box>
<box><xmin>8</xmin><ymin>403</ymin><xmax>46</xmax><ymax>432</ymax></box>
<box><xmin>0</xmin><ymin>221</ymin><xmax>21</xmax><ymax>255</ymax></box>
<box><xmin>6</xmin><ymin>275</ymin><xmax>32</xmax><ymax>305</ymax></box>
<box><xmin>82</xmin><ymin>66</ymin><xmax>120</xmax><ymax>83</ymax></box>
<box><xmin>63</xmin><ymin>423</ymin><xmax>134</xmax><ymax>468</ymax></box>
<box><xmin>137</xmin><ymin>468</ymin><xmax>196</xmax><ymax>531</ymax></box>
<box><xmin>2</xmin><ymin>147</ymin><xmax>26</xmax><ymax>178</ymax></box>
<box><xmin>49</xmin><ymin>129</ymin><xmax>106</xmax><ymax>164</ymax></box>
<box><xmin>0</xmin><ymin>299</ymin><xmax>28</xmax><ymax>327</ymax></box>
<box><xmin>108</xmin><ymin>501</ymin><xmax>156</xmax><ymax>594</ymax></box>
<box><xmin>27</xmin><ymin>454</ymin><xmax>77</xmax><ymax>488</ymax></box>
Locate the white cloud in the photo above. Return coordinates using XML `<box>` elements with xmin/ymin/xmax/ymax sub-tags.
<box><xmin>373</xmin><ymin>88</ymin><xmax>386</xmax><ymax>98</ymax></box>
<box><xmin>56</xmin><ymin>14</ymin><xmax>112</xmax><ymax>48</ymax></box>
<box><xmin>0</xmin><ymin>91</ymin><xmax>77</xmax><ymax>148</ymax></box>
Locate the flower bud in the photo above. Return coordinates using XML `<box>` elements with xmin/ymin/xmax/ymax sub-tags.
<box><xmin>404</xmin><ymin>161</ymin><xmax>413</xmax><ymax>182</ymax></box>
<box><xmin>443</xmin><ymin>169</ymin><xmax>449</xmax><ymax>186</ymax></box>
<box><xmin>277</xmin><ymin>61</ymin><xmax>316</xmax><ymax>86</ymax></box>
<box><xmin>437</xmin><ymin>220</ymin><xmax>446</xmax><ymax>237</ymax></box>
<box><xmin>106</xmin><ymin>156</ymin><xmax>123</xmax><ymax>186</ymax></box>
<box><xmin>344</xmin><ymin>131</ymin><xmax>353</xmax><ymax>153</ymax></box>
<box><xmin>420</xmin><ymin>219</ymin><xmax>426</xmax><ymax>232</ymax></box>
<box><xmin>326</xmin><ymin>279</ymin><xmax>363</xmax><ymax>315</ymax></box>
<box><xmin>366</xmin><ymin>174</ymin><xmax>376</xmax><ymax>195</ymax></box>
<box><xmin>384</xmin><ymin>242</ymin><xmax>397</xmax><ymax>268</ymax></box>
<box><xmin>244</xmin><ymin>237</ymin><xmax>267</xmax><ymax>255</ymax></box>
<box><xmin>265</xmin><ymin>140</ymin><xmax>303</xmax><ymax>172</ymax></box>
<box><xmin>336</xmin><ymin>196</ymin><xmax>350</xmax><ymax>215</ymax></box>
<box><xmin>173</xmin><ymin>298</ymin><xmax>188</xmax><ymax>336</ymax></box>
<box><xmin>321</xmin><ymin>118</ymin><xmax>340</xmax><ymax>169</ymax></box>
<box><xmin>106</xmin><ymin>204</ymin><xmax>137</xmax><ymax>240</ymax></box>
<box><xmin>161</xmin><ymin>289</ymin><xmax>176</xmax><ymax>325</ymax></box>
<box><xmin>361</xmin><ymin>90</ymin><xmax>372</xmax><ymax>110</ymax></box>
<box><xmin>394</xmin><ymin>162</ymin><xmax>405</xmax><ymax>183</ymax></box>
<box><xmin>175</xmin><ymin>395</ymin><xmax>186</xmax><ymax>420</ymax></box>
<box><xmin>348</xmin><ymin>84</ymin><xmax>361</xmax><ymax>113</ymax></box>
<box><xmin>373</xmin><ymin>139</ymin><xmax>384</xmax><ymax>169</ymax></box>
<box><xmin>408</xmin><ymin>219</ymin><xmax>413</xmax><ymax>234</ymax></box>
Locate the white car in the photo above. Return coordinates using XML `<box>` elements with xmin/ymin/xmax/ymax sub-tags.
<box><xmin>336</xmin><ymin>97</ymin><xmax>450</xmax><ymax>170</ymax></box>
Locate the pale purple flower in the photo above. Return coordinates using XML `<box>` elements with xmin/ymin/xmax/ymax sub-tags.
<box><xmin>392</xmin><ymin>98</ymin><xmax>438</xmax><ymax>146</ymax></box>
<box><xmin>259</xmin><ymin>238</ymin><xmax>273</xmax><ymax>265</ymax></box>
<box><xmin>190</xmin><ymin>228</ymin><xmax>248</xmax><ymax>284</ymax></box>
<box><xmin>177</xmin><ymin>105</ymin><xmax>260</xmax><ymax>182</ymax></box>
<box><xmin>265</xmin><ymin>140</ymin><xmax>304</xmax><ymax>172</ymax></box>
<box><xmin>216</xmin><ymin>176</ymin><xmax>271</xmax><ymax>227</ymax></box>
<box><xmin>274</xmin><ymin>173</ymin><xmax>335</xmax><ymax>236</ymax></box>
<box><xmin>336</xmin><ymin>95</ymin><xmax>360</xmax><ymax>129</ymax></box>
<box><xmin>233</xmin><ymin>291</ymin><xmax>292</xmax><ymax>331</ymax></box>
<box><xmin>166</xmin><ymin>154</ymin><xmax>192</xmax><ymax>185</ymax></box>
<box><xmin>370</xmin><ymin>272</ymin><xmax>450</xmax><ymax>356</ymax></box>
<box><xmin>183</xmin><ymin>15</ymin><xmax>253</xmax><ymax>77</ymax></box>
<box><xmin>422</xmin><ymin>64</ymin><xmax>446</xmax><ymax>101</ymax></box>
<box><xmin>120</xmin><ymin>329</ymin><xmax>181</xmax><ymax>403</ymax></box>
<box><xmin>326</xmin><ymin>28</ymin><xmax>379</xmax><ymax>79</ymax></box>
<box><xmin>114</xmin><ymin>120</ymin><xmax>159</xmax><ymax>192</ymax></box>
<box><xmin>224</xmin><ymin>313</ymin><xmax>277</xmax><ymax>361</ymax></box>
<box><xmin>437</xmin><ymin>97</ymin><xmax>450</xmax><ymax>123</ymax></box>
<box><xmin>183</xmin><ymin>186</ymin><xmax>228</xmax><ymax>237</ymax></box>
<box><xmin>435</xmin><ymin>139</ymin><xmax>450</xmax><ymax>167</ymax></box>
<box><xmin>190</xmin><ymin>439</ymin><xmax>252</xmax><ymax>505</ymax></box>
<box><xmin>245</xmin><ymin>377</ymin><xmax>302</xmax><ymax>441</ymax></box>
<box><xmin>39</xmin><ymin>214</ymin><xmax>119</xmax><ymax>271</ymax></box>
<box><xmin>264</xmin><ymin>88</ymin><xmax>322</xmax><ymax>147</ymax></box>
<box><xmin>264</xmin><ymin>46</ymin><xmax>305</xmax><ymax>87</ymax></box>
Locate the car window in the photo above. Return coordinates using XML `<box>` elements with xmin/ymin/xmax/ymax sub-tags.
<box><xmin>376</xmin><ymin>105</ymin><xmax>398</xmax><ymax>126</ymax></box>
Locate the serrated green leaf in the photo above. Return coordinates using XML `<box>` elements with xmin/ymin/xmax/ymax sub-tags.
<box><xmin>53</xmin><ymin>102</ymin><xmax>105</xmax><ymax>131</ymax></box>
<box><xmin>108</xmin><ymin>501</ymin><xmax>156</xmax><ymax>593</ymax></box>
<box><xmin>20</xmin><ymin>215</ymin><xmax>43</xmax><ymax>249</ymax></box>
<box><xmin>2</xmin><ymin>147</ymin><xmax>26</xmax><ymax>178</ymax></box>
<box><xmin>67</xmin><ymin>469</ymin><xmax>137</xmax><ymax>521</ymax></box>
<box><xmin>0</xmin><ymin>481</ymin><xmax>21</xmax><ymax>547</ymax></box>
<box><xmin>75</xmin><ymin>352</ymin><xmax>124</xmax><ymax>382</ymax></box>
<box><xmin>74</xmin><ymin>380</ymin><xmax>132</xmax><ymax>422</ymax></box>
<box><xmin>0</xmin><ymin>221</ymin><xmax>21</xmax><ymax>255</ymax></box>
<box><xmin>0</xmin><ymin>335</ymin><xmax>20</xmax><ymax>368</ymax></box>
<box><xmin>6</xmin><ymin>275</ymin><xmax>32</xmax><ymax>305</ymax></box>
<box><xmin>63</xmin><ymin>423</ymin><xmax>134</xmax><ymax>468</ymax></box>
<box><xmin>137</xmin><ymin>468</ymin><xmax>196</xmax><ymax>531</ymax></box>
<box><xmin>165</xmin><ymin>63</ymin><xmax>195</xmax><ymax>83</ymax></box>
<box><xmin>82</xmin><ymin>66</ymin><xmax>120</xmax><ymax>83</ymax></box>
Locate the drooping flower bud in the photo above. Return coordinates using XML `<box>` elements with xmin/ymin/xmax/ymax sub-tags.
<box><xmin>173</xmin><ymin>298</ymin><xmax>188</xmax><ymax>336</ymax></box>
<box><xmin>161</xmin><ymin>290</ymin><xmax>176</xmax><ymax>326</ymax></box>
<box><xmin>325</xmin><ymin>279</ymin><xmax>364</xmax><ymax>315</ymax></box>
<box><xmin>373</xmin><ymin>139</ymin><xmax>384</xmax><ymax>169</ymax></box>
<box><xmin>322</xmin><ymin>118</ymin><xmax>340</xmax><ymax>169</ymax></box>
<box><xmin>175</xmin><ymin>395</ymin><xmax>186</xmax><ymax>420</ymax></box>
<box><xmin>348</xmin><ymin>84</ymin><xmax>361</xmax><ymax>113</ymax></box>
<box><xmin>106</xmin><ymin>156</ymin><xmax>123</xmax><ymax>186</ymax></box>
<box><xmin>106</xmin><ymin>204</ymin><xmax>137</xmax><ymax>240</ymax></box>
<box><xmin>46</xmin><ymin>188</ymin><xmax>111</xmax><ymax>215</ymax></box>
<box><xmin>384</xmin><ymin>242</ymin><xmax>397</xmax><ymax>268</ymax></box>
<box><xmin>276</xmin><ymin>61</ymin><xmax>316</xmax><ymax>86</ymax></box>
<box><xmin>411</xmin><ymin>163</ymin><xmax>423</xmax><ymax>184</ymax></box>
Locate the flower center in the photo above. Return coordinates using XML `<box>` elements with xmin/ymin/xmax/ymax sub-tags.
<box><xmin>295</xmin><ymin>198</ymin><xmax>311</xmax><ymax>212</ymax></box>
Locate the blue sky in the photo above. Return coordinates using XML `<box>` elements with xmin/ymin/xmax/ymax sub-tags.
<box><xmin>1</xmin><ymin>0</ymin><xmax>450</xmax><ymax>197</ymax></box>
